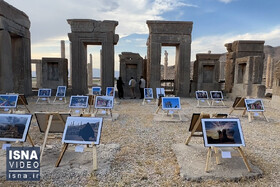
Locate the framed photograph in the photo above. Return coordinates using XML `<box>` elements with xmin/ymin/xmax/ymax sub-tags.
<box><xmin>38</xmin><ymin>88</ymin><xmax>52</xmax><ymax>97</ymax></box>
<box><xmin>35</xmin><ymin>112</ymin><xmax>71</xmax><ymax>133</ymax></box>
<box><xmin>62</xmin><ymin>117</ymin><xmax>103</xmax><ymax>145</ymax></box>
<box><xmin>144</xmin><ymin>88</ymin><xmax>153</xmax><ymax>99</ymax></box>
<box><xmin>106</xmin><ymin>87</ymin><xmax>115</xmax><ymax>97</ymax></box>
<box><xmin>162</xmin><ymin>97</ymin><xmax>181</xmax><ymax>110</ymax></box>
<box><xmin>92</xmin><ymin>87</ymin><xmax>101</xmax><ymax>95</ymax></box>
<box><xmin>210</xmin><ymin>91</ymin><xmax>223</xmax><ymax>100</ymax></box>
<box><xmin>232</xmin><ymin>97</ymin><xmax>246</xmax><ymax>108</ymax></box>
<box><xmin>0</xmin><ymin>114</ymin><xmax>32</xmax><ymax>142</ymax></box>
<box><xmin>201</xmin><ymin>118</ymin><xmax>245</xmax><ymax>147</ymax></box>
<box><xmin>0</xmin><ymin>95</ymin><xmax>19</xmax><ymax>108</ymax></box>
<box><xmin>156</xmin><ymin>88</ymin><xmax>165</xmax><ymax>99</ymax></box>
<box><xmin>56</xmin><ymin>86</ymin><xmax>66</xmax><ymax>97</ymax></box>
<box><xmin>95</xmin><ymin>96</ymin><xmax>114</xmax><ymax>109</ymax></box>
<box><xmin>189</xmin><ymin>113</ymin><xmax>210</xmax><ymax>132</ymax></box>
<box><xmin>69</xmin><ymin>96</ymin><xmax>89</xmax><ymax>108</ymax></box>
<box><xmin>245</xmin><ymin>99</ymin><xmax>264</xmax><ymax>112</ymax></box>
<box><xmin>195</xmin><ymin>91</ymin><xmax>208</xmax><ymax>100</ymax></box>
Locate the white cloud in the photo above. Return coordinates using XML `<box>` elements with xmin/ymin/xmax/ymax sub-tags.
<box><xmin>191</xmin><ymin>26</ymin><xmax>280</xmax><ymax>61</ymax></box>
<box><xmin>218</xmin><ymin>0</ymin><xmax>234</xmax><ymax>3</ymax></box>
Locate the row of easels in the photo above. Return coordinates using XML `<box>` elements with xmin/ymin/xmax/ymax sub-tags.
<box><xmin>185</xmin><ymin>112</ymin><xmax>251</xmax><ymax>173</ymax></box>
<box><xmin>36</xmin><ymin>96</ymin><xmax>66</xmax><ymax>104</ymax></box>
<box><xmin>197</xmin><ymin>99</ymin><xmax>225</xmax><ymax>107</ymax></box>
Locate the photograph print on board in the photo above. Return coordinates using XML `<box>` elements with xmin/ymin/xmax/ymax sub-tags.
<box><xmin>195</xmin><ymin>91</ymin><xmax>208</xmax><ymax>100</ymax></box>
<box><xmin>95</xmin><ymin>96</ymin><xmax>114</xmax><ymax>109</ymax></box>
<box><xmin>0</xmin><ymin>114</ymin><xmax>32</xmax><ymax>142</ymax></box>
<box><xmin>0</xmin><ymin>95</ymin><xmax>19</xmax><ymax>108</ymax></box>
<box><xmin>144</xmin><ymin>88</ymin><xmax>153</xmax><ymax>99</ymax></box>
<box><xmin>245</xmin><ymin>99</ymin><xmax>264</xmax><ymax>112</ymax></box>
<box><xmin>56</xmin><ymin>86</ymin><xmax>66</xmax><ymax>97</ymax></box>
<box><xmin>162</xmin><ymin>97</ymin><xmax>181</xmax><ymax>110</ymax></box>
<box><xmin>38</xmin><ymin>88</ymin><xmax>52</xmax><ymax>97</ymax></box>
<box><xmin>106</xmin><ymin>87</ymin><xmax>115</xmax><ymax>97</ymax></box>
<box><xmin>156</xmin><ymin>88</ymin><xmax>165</xmax><ymax>99</ymax></box>
<box><xmin>210</xmin><ymin>91</ymin><xmax>223</xmax><ymax>100</ymax></box>
<box><xmin>92</xmin><ymin>87</ymin><xmax>101</xmax><ymax>95</ymax></box>
<box><xmin>62</xmin><ymin>117</ymin><xmax>103</xmax><ymax>145</ymax></box>
<box><xmin>201</xmin><ymin>118</ymin><xmax>245</xmax><ymax>147</ymax></box>
<box><xmin>69</xmin><ymin>96</ymin><xmax>89</xmax><ymax>108</ymax></box>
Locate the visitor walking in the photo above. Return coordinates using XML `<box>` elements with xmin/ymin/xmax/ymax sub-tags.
<box><xmin>128</xmin><ymin>77</ymin><xmax>136</xmax><ymax>99</ymax></box>
<box><xmin>117</xmin><ymin>77</ymin><xmax>124</xmax><ymax>99</ymax></box>
<box><xmin>139</xmin><ymin>76</ymin><xmax>146</xmax><ymax>99</ymax></box>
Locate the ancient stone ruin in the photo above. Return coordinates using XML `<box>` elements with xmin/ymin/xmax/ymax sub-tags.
<box><xmin>0</xmin><ymin>0</ymin><xmax>32</xmax><ymax>95</ymax></box>
<box><xmin>119</xmin><ymin>52</ymin><xmax>144</xmax><ymax>98</ymax></box>
<box><xmin>192</xmin><ymin>53</ymin><xmax>221</xmax><ymax>93</ymax></box>
<box><xmin>67</xmin><ymin>19</ymin><xmax>119</xmax><ymax>95</ymax></box>
<box><xmin>224</xmin><ymin>40</ymin><xmax>266</xmax><ymax>98</ymax></box>
<box><xmin>271</xmin><ymin>60</ymin><xmax>280</xmax><ymax>108</ymax></box>
<box><xmin>146</xmin><ymin>21</ymin><xmax>193</xmax><ymax>97</ymax></box>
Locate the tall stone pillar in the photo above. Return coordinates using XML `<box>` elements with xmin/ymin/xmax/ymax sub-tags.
<box><xmin>0</xmin><ymin>30</ymin><xmax>14</xmax><ymax>92</ymax></box>
<box><xmin>88</xmin><ymin>54</ymin><xmax>93</xmax><ymax>87</ymax></box>
<box><xmin>266</xmin><ymin>55</ymin><xmax>273</xmax><ymax>89</ymax></box>
<box><xmin>148</xmin><ymin>42</ymin><xmax>161</xmax><ymax>90</ymax></box>
<box><xmin>61</xmin><ymin>40</ymin><xmax>65</xmax><ymax>58</ymax></box>
<box><xmin>164</xmin><ymin>50</ymin><xmax>168</xmax><ymax>79</ymax></box>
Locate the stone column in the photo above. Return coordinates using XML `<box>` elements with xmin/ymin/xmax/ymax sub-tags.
<box><xmin>148</xmin><ymin>42</ymin><xmax>161</xmax><ymax>92</ymax></box>
<box><xmin>266</xmin><ymin>55</ymin><xmax>273</xmax><ymax>89</ymax></box>
<box><xmin>87</xmin><ymin>54</ymin><xmax>93</xmax><ymax>86</ymax></box>
<box><xmin>61</xmin><ymin>40</ymin><xmax>65</xmax><ymax>58</ymax></box>
<box><xmin>164</xmin><ymin>50</ymin><xmax>168</xmax><ymax>79</ymax></box>
<box><xmin>175</xmin><ymin>42</ymin><xmax>191</xmax><ymax>97</ymax></box>
<box><xmin>0</xmin><ymin>30</ymin><xmax>14</xmax><ymax>93</ymax></box>
<box><xmin>69</xmin><ymin>42</ymin><xmax>72</xmax><ymax>86</ymax></box>
<box><xmin>69</xmin><ymin>34</ymin><xmax>88</xmax><ymax>94</ymax></box>
<box><xmin>101</xmin><ymin>37</ymin><xmax>115</xmax><ymax>94</ymax></box>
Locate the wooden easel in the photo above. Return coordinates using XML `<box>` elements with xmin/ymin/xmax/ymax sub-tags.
<box><xmin>211</xmin><ymin>99</ymin><xmax>225</xmax><ymax>106</ymax></box>
<box><xmin>93</xmin><ymin>108</ymin><xmax>113</xmax><ymax>119</ymax></box>
<box><xmin>55</xmin><ymin>143</ymin><xmax>98</xmax><ymax>171</ymax></box>
<box><xmin>53</xmin><ymin>96</ymin><xmax>67</xmax><ymax>104</ymax></box>
<box><xmin>142</xmin><ymin>98</ymin><xmax>153</xmax><ymax>105</ymax></box>
<box><xmin>205</xmin><ymin>146</ymin><xmax>251</xmax><ymax>172</ymax></box>
<box><xmin>38</xmin><ymin>112</ymin><xmax>68</xmax><ymax>162</ymax></box>
<box><xmin>69</xmin><ymin>108</ymin><xmax>86</xmax><ymax>116</ymax></box>
<box><xmin>155</xmin><ymin>97</ymin><xmax>163</xmax><ymax>114</ymax></box>
<box><xmin>246</xmin><ymin>111</ymin><xmax>269</xmax><ymax>123</ymax></box>
<box><xmin>185</xmin><ymin>113</ymin><xmax>210</xmax><ymax>145</ymax></box>
<box><xmin>87</xmin><ymin>95</ymin><xmax>96</xmax><ymax>113</ymax></box>
<box><xmin>17</xmin><ymin>94</ymin><xmax>30</xmax><ymax>113</ymax></box>
<box><xmin>229</xmin><ymin>97</ymin><xmax>246</xmax><ymax>116</ymax></box>
<box><xmin>2</xmin><ymin>134</ymin><xmax>35</xmax><ymax>149</ymax></box>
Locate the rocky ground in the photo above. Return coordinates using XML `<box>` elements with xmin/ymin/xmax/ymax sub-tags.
<box><xmin>0</xmin><ymin>96</ymin><xmax>280</xmax><ymax>186</ymax></box>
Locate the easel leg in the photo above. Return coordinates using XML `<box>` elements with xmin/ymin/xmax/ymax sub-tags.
<box><xmin>27</xmin><ymin>134</ymin><xmax>35</xmax><ymax>147</ymax></box>
<box><xmin>155</xmin><ymin>107</ymin><xmax>160</xmax><ymax>114</ymax></box>
<box><xmin>222</xmin><ymin>101</ymin><xmax>225</xmax><ymax>106</ymax></box>
<box><xmin>55</xmin><ymin>143</ymin><xmax>69</xmax><ymax>167</ymax></box>
<box><xmin>40</xmin><ymin>115</ymin><xmax>53</xmax><ymax>163</ymax></box>
<box><xmin>242</xmin><ymin>108</ymin><xmax>247</xmax><ymax>117</ymax></box>
<box><xmin>36</xmin><ymin>98</ymin><xmax>40</xmax><ymax>104</ymax></box>
<box><xmin>92</xmin><ymin>145</ymin><xmax>97</xmax><ymax>171</ymax></box>
<box><xmin>229</xmin><ymin>108</ymin><xmax>234</xmax><ymax>115</ymax></box>
<box><xmin>237</xmin><ymin>147</ymin><xmax>251</xmax><ymax>172</ymax></box>
<box><xmin>20</xmin><ymin>97</ymin><xmax>30</xmax><ymax>113</ymax></box>
<box><xmin>207</xmin><ymin>100</ymin><xmax>210</xmax><ymax>106</ymax></box>
<box><xmin>142</xmin><ymin>99</ymin><xmax>145</xmax><ymax>105</ymax></box>
<box><xmin>262</xmin><ymin>112</ymin><xmax>269</xmax><ymax>122</ymax></box>
<box><xmin>205</xmin><ymin>147</ymin><xmax>212</xmax><ymax>172</ymax></box>
<box><xmin>248</xmin><ymin>112</ymin><xmax>252</xmax><ymax>123</ymax></box>
<box><xmin>214</xmin><ymin>147</ymin><xmax>220</xmax><ymax>165</ymax></box>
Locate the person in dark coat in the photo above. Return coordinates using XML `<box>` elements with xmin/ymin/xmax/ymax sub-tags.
<box><xmin>117</xmin><ymin>77</ymin><xmax>124</xmax><ymax>99</ymax></box>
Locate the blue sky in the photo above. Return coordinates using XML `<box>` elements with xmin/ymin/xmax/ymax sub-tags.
<box><xmin>5</xmin><ymin>0</ymin><xmax>280</xmax><ymax>71</ymax></box>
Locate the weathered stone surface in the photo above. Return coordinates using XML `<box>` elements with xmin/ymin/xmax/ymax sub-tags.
<box><xmin>146</xmin><ymin>21</ymin><xmax>193</xmax><ymax>97</ymax></box>
<box><xmin>119</xmin><ymin>52</ymin><xmax>143</xmax><ymax>98</ymax></box>
<box><xmin>68</xmin><ymin>19</ymin><xmax>118</xmax><ymax>95</ymax></box>
<box><xmin>271</xmin><ymin>61</ymin><xmax>280</xmax><ymax>108</ymax></box>
<box><xmin>0</xmin><ymin>0</ymin><xmax>32</xmax><ymax>95</ymax></box>
<box><xmin>41</xmin><ymin>58</ymin><xmax>68</xmax><ymax>89</ymax></box>
<box><xmin>192</xmin><ymin>53</ymin><xmax>221</xmax><ymax>94</ymax></box>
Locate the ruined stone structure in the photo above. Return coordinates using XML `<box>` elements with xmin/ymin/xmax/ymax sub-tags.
<box><xmin>192</xmin><ymin>53</ymin><xmax>221</xmax><ymax>93</ymax></box>
<box><xmin>0</xmin><ymin>0</ymin><xmax>32</xmax><ymax>95</ymax></box>
<box><xmin>41</xmin><ymin>58</ymin><xmax>68</xmax><ymax>89</ymax></box>
<box><xmin>61</xmin><ymin>40</ymin><xmax>65</xmax><ymax>58</ymax></box>
<box><xmin>119</xmin><ymin>52</ymin><xmax>143</xmax><ymax>98</ymax></box>
<box><xmin>271</xmin><ymin>61</ymin><xmax>280</xmax><ymax>108</ymax></box>
<box><xmin>224</xmin><ymin>40</ymin><xmax>265</xmax><ymax>97</ymax></box>
<box><xmin>67</xmin><ymin>19</ymin><xmax>119</xmax><ymax>94</ymax></box>
<box><xmin>146</xmin><ymin>21</ymin><xmax>193</xmax><ymax>97</ymax></box>
<box><xmin>87</xmin><ymin>54</ymin><xmax>93</xmax><ymax>87</ymax></box>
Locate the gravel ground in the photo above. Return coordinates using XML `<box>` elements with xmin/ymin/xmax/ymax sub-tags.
<box><xmin>0</xmin><ymin>96</ymin><xmax>280</xmax><ymax>186</ymax></box>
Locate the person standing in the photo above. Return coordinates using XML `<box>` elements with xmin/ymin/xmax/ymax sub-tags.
<box><xmin>139</xmin><ymin>76</ymin><xmax>146</xmax><ymax>99</ymax></box>
<box><xmin>117</xmin><ymin>77</ymin><xmax>124</xmax><ymax>99</ymax></box>
<box><xmin>128</xmin><ymin>77</ymin><xmax>136</xmax><ymax>99</ymax></box>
